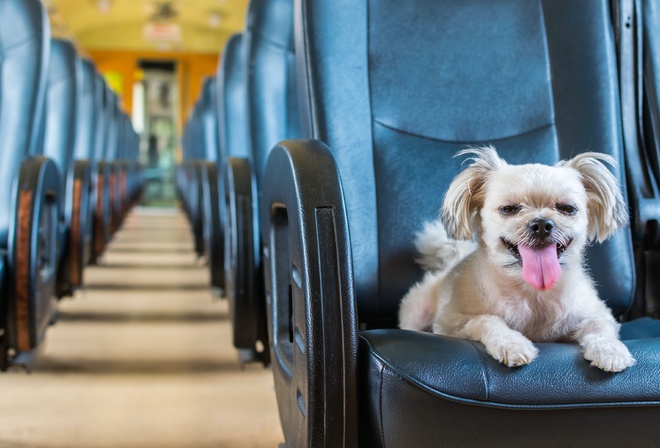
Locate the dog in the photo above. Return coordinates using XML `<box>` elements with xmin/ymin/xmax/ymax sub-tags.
<box><xmin>399</xmin><ymin>146</ymin><xmax>635</xmax><ymax>372</ymax></box>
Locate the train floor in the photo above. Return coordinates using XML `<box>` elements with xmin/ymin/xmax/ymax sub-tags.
<box><xmin>0</xmin><ymin>207</ymin><xmax>283</xmax><ymax>448</ymax></box>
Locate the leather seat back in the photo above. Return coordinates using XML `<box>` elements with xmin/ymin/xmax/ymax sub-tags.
<box><xmin>217</xmin><ymin>33</ymin><xmax>249</xmax><ymax>160</ymax></box>
<box><xmin>104</xmin><ymin>93</ymin><xmax>119</xmax><ymax>162</ymax></box>
<box><xmin>0</xmin><ymin>0</ymin><xmax>50</xmax><ymax>245</ymax></box>
<box><xmin>92</xmin><ymin>75</ymin><xmax>110</xmax><ymax>164</ymax></box>
<box><xmin>43</xmin><ymin>39</ymin><xmax>81</xmax><ymax>219</ymax></box>
<box><xmin>75</xmin><ymin>60</ymin><xmax>98</xmax><ymax>163</ymax></box>
<box><xmin>245</xmin><ymin>0</ymin><xmax>299</xmax><ymax>186</ymax></box>
<box><xmin>296</xmin><ymin>0</ymin><xmax>634</xmax><ymax>326</ymax></box>
<box><xmin>201</xmin><ymin>77</ymin><xmax>219</xmax><ymax>161</ymax></box>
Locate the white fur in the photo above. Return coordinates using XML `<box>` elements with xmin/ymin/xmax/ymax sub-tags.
<box><xmin>399</xmin><ymin>146</ymin><xmax>635</xmax><ymax>372</ymax></box>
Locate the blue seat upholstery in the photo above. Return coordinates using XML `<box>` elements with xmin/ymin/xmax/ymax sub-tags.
<box><xmin>203</xmin><ymin>33</ymin><xmax>248</xmax><ymax>296</ymax></box>
<box><xmin>179</xmin><ymin>119</ymin><xmax>198</xmax><ymax>227</ymax></box>
<box><xmin>224</xmin><ymin>0</ymin><xmax>298</xmax><ymax>365</ymax></box>
<box><xmin>43</xmin><ymin>39</ymin><xmax>79</xmax><ymax>228</ymax></box>
<box><xmin>74</xmin><ymin>60</ymin><xmax>98</xmax><ymax>269</ymax></box>
<box><xmin>0</xmin><ymin>0</ymin><xmax>61</xmax><ymax>368</ymax></box>
<box><xmin>42</xmin><ymin>38</ymin><xmax>92</xmax><ymax>297</ymax></box>
<box><xmin>197</xmin><ymin>77</ymin><xmax>225</xmax><ymax>293</ymax></box>
<box><xmin>217</xmin><ymin>34</ymin><xmax>249</xmax><ymax>160</ymax></box>
<box><xmin>75</xmin><ymin>61</ymin><xmax>98</xmax><ymax>164</ymax></box>
<box><xmin>0</xmin><ymin>0</ymin><xmax>49</xmax><ymax>247</ymax></box>
<box><xmin>118</xmin><ymin>111</ymin><xmax>140</xmax><ymax>226</ymax></box>
<box><xmin>127</xmin><ymin>126</ymin><xmax>141</xmax><ymax>207</ymax></box>
<box><xmin>116</xmin><ymin>114</ymin><xmax>131</xmax><ymax>216</ymax></box>
<box><xmin>103</xmin><ymin>94</ymin><xmax>121</xmax><ymax>234</ymax></box>
<box><xmin>187</xmin><ymin>101</ymin><xmax>206</xmax><ymax>257</ymax></box>
<box><xmin>90</xmin><ymin>74</ymin><xmax>112</xmax><ymax>263</ymax></box>
<box><xmin>259</xmin><ymin>0</ymin><xmax>660</xmax><ymax>445</ymax></box>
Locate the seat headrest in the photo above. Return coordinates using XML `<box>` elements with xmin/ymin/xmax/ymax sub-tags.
<box><xmin>201</xmin><ymin>77</ymin><xmax>219</xmax><ymax>161</ymax></box>
<box><xmin>245</xmin><ymin>0</ymin><xmax>299</xmax><ymax>185</ymax></box>
<box><xmin>0</xmin><ymin>0</ymin><xmax>49</xmax><ymax>241</ymax></box>
<box><xmin>217</xmin><ymin>33</ymin><xmax>249</xmax><ymax>160</ymax></box>
<box><xmin>74</xmin><ymin>59</ymin><xmax>98</xmax><ymax>161</ymax></box>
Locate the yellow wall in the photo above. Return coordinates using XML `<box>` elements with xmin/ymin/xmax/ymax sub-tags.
<box><xmin>88</xmin><ymin>49</ymin><xmax>219</xmax><ymax>131</ymax></box>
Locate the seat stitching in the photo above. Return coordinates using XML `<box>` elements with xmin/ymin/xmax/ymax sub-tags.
<box><xmin>373</xmin><ymin>118</ymin><xmax>555</xmax><ymax>145</ymax></box>
<box><xmin>3</xmin><ymin>34</ymin><xmax>37</xmax><ymax>56</ymax></box>
<box><xmin>254</xmin><ymin>32</ymin><xmax>289</xmax><ymax>52</ymax></box>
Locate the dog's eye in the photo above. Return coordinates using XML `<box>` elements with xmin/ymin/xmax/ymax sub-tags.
<box><xmin>556</xmin><ymin>203</ymin><xmax>577</xmax><ymax>215</ymax></box>
<box><xmin>499</xmin><ymin>204</ymin><xmax>522</xmax><ymax>216</ymax></box>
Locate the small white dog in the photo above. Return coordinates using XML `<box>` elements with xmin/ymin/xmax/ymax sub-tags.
<box><xmin>399</xmin><ymin>146</ymin><xmax>635</xmax><ymax>372</ymax></box>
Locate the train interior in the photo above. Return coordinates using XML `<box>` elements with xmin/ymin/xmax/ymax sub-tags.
<box><xmin>1</xmin><ymin>0</ymin><xmax>660</xmax><ymax>447</ymax></box>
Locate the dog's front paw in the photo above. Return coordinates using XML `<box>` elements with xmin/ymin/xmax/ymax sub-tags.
<box><xmin>582</xmin><ymin>337</ymin><xmax>636</xmax><ymax>372</ymax></box>
<box><xmin>485</xmin><ymin>334</ymin><xmax>539</xmax><ymax>367</ymax></box>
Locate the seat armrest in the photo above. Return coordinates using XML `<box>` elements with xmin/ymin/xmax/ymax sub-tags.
<box><xmin>57</xmin><ymin>159</ymin><xmax>92</xmax><ymax>297</ymax></box>
<box><xmin>92</xmin><ymin>161</ymin><xmax>111</xmax><ymax>261</ymax></box>
<box><xmin>224</xmin><ymin>156</ymin><xmax>269</xmax><ymax>365</ymax></box>
<box><xmin>200</xmin><ymin>161</ymin><xmax>224</xmax><ymax>295</ymax></box>
<box><xmin>6</xmin><ymin>156</ymin><xmax>60</xmax><ymax>362</ymax></box>
<box><xmin>260</xmin><ymin>139</ymin><xmax>358</xmax><ymax>447</ymax></box>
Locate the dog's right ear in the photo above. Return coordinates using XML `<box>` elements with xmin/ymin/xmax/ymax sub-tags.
<box><xmin>442</xmin><ymin>146</ymin><xmax>506</xmax><ymax>240</ymax></box>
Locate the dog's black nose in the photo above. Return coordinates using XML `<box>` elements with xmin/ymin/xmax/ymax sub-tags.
<box><xmin>528</xmin><ymin>218</ymin><xmax>554</xmax><ymax>238</ymax></box>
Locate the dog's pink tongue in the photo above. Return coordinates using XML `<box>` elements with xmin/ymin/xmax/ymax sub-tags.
<box><xmin>517</xmin><ymin>244</ymin><xmax>561</xmax><ymax>291</ymax></box>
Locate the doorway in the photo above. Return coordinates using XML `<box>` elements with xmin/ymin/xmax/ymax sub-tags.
<box><xmin>133</xmin><ymin>60</ymin><xmax>178</xmax><ymax>206</ymax></box>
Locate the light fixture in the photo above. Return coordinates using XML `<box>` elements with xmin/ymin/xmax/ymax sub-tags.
<box><xmin>97</xmin><ymin>0</ymin><xmax>111</xmax><ymax>14</ymax></box>
<box><xmin>208</xmin><ymin>12</ymin><xmax>221</xmax><ymax>28</ymax></box>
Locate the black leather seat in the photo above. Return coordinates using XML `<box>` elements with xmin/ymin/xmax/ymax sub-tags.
<box><xmin>42</xmin><ymin>38</ymin><xmax>92</xmax><ymax>298</ymax></box>
<box><xmin>179</xmin><ymin>119</ymin><xmax>196</xmax><ymax>228</ymax></box>
<box><xmin>0</xmin><ymin>0</ymin><xmax>60</xmax><ymax>369</ymax></box>
<box><xmin>224</xmin><ymin>0</ymin><xmax>299</xmax><ymax>365</ymax></box>
<box><xmin>74</xmin><ymin>59</ymin><xmax>98</xmax><ymax>272</ymax></box>
<box><xmin>183</xmin><ymin>103</ymin><xmax>206</xmax><ymax>257</ymax></box>
<box><xmin>104</xmin><ymin>96</ymin><xmax>121</xmax><ymax>236</ymax></box>
<box><xmin>217</xmin><ymin>34</ymin><xmax>249</xmax><ymax>162</ymax></box>
<box><xmin>615</xmin><ymin>0</ymin><xmax>660</xmax><ymax>318</ymax></box>
<box><xmin>125</xmin><ymin>125</ymin><xmax>141</xmax><ymax>210</ymax></box>
<box><xmin>120</xmin><ymin>114</ymin><xmax>141</xmax><ymax>219</ymax></box>
<box><xmin>260</xmin><ymin>0</ymin><xmax>660</xmax><ymax>446</ymax></box>
<box><xmin>197</xmin><ymin>77</ymin><xmax>224</xmax><ymax>294</ymax></box>
<box><xmin>91</xmin><ymin>76</ymin><xmax>113</xmax><ymax>264</ymax></box>
<box><xmin>206</xmin><ymin>33</ymin><xmax>250</xmax><ymax>300</ymax></box>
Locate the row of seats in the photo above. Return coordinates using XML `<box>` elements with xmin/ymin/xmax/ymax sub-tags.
<box><xmin>182</xmin><ymin>0</ymin><xmax>660</xmax><ymax>445</ymax></box>
<box><xmin>0</xmin><ymin>0</ymin><xmax>142</xmax><ymax>370</ymax></box>
<box><xmin>257</xmin><ymin>0</ymin><xmax>660</xmax><ymax>446</ymax></box>
<box><xmin>178</xmin><ymin>0</ymin><xmax>297</xmax><ymax>366</ymax></box>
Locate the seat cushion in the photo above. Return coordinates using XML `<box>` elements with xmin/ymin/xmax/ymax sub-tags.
<box><xmin>358</xmin><ymin>322</ymin><xmax>660</xmax><ymax>447</ymax></box>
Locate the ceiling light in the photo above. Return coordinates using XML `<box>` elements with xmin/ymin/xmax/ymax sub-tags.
<box><xmin>97</xmin><ymin>0</ymin><xmax>111</xmax><ymax>14</ymax></box>
<box><xmin>208</xmin><ymin>12</ymin><xmax>221</xmax><ymax>28</ymax></box>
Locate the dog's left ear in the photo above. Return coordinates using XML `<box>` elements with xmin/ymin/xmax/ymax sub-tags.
<box><xmin>558</xmin><ymin>153</ymin><xmax>629</xmax><ymax>242</ymax></box>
